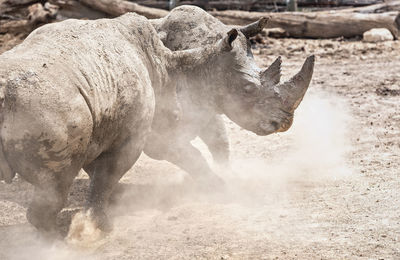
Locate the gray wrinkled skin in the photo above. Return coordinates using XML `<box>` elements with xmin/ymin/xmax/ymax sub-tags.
<box><xmin>0</xmin><ymin>12</ymin><xmax>240</xmax><ymax>236</ymax></box>
<box><xmin>146</xmin><ymin>6</ymin><xmax>315</xmax><ymax>183</ymax></box>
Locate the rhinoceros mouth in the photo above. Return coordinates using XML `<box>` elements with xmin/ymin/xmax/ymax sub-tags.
<box><xmin>275</xmin><ymin>110</ymin><xmax>294</xmax><ymax>132</ymax></box>
<box><xmin>255</xmin><ymin>121</ymin><xmax>279</xmax><ymax>136</ymax></box>
<box><xmin>277</xmin><ymin>118</ymin><xmax>293</xmax><ymax>132</ymax></box>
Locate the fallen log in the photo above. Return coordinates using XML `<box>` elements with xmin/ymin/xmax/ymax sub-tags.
<box><xmin>77</xmin><ymin>0</ymin><xmax>400</xmax><ymax>39</ymax></box>
<box><xmin>0</xmin><ymin>2</ymin><xmax>58</xmax><ymax>33</ymax></box>
<box><xmin>0</xmin><ymin>0</ymin><xmax>39</xmax><ymax>14</ymax></box>
<box><xmin>346</xmin><ymin>0</ymin><xmax>400</xmax><ymax>13</ymax></box>
<box><xmin>48</xmin><ymin>0</ymin><xmax>106</xmax><ymax>19</ymax></box>
<box><xmin>72</xmin><ymin>0</ymin><xmax>400</xmax><ymax>40</ymax></box>
<box><xmin>79</xmin><ymin>0</ymin><xmax>168</xmax><ymax>19</ymax></box>
<box><xmin>210</xmin><ymin>10</ymin><xmax>400</xmax><ymax>39</ymax></box>
<box><xmin>0</xmin><ymin>19</ymin><xmax>30</xmax><ymax>33</ymax></box>
<box><xmin>0</xmin><ymin>3</ymin><xmax>58</xmax><ymax>33</ymax></box>
<box><xmin>135</xmin><ymin>0</ymin><xmax>385</xmax><ymax>10</ymax></box>
<box><xmin>2</xmin><ymin>0</ymin><xmax>399</xmax><ymax>40</ymax></box>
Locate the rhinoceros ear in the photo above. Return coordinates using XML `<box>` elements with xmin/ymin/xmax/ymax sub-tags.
<box><xmin>227</xmin><ymin>29</ymin><xmax>238</xmax><ymax>46</ymax></box>
<box><xmin>240</xmin><ymin>17</ymin><xmax>269</xmax><ymax>38</ymax></box>
<box><xmin>220</xmin><ymin>29</ymin><xmax>238</xmax><ymax>51</ymax></box>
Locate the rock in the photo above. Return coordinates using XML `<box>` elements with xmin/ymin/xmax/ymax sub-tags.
<box><xmin>363</xmin><ymin>28</ymin><xmax>394</xmax><ymax>43</ymax></box>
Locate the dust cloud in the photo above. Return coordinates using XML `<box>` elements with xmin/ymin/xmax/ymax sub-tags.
<box><xmin>215</xmin><ymin>90</ymin><xmax>351</xmax><ymax>208</ymax></box>
<box><xmin>239</xmin><ymin>90</ymin><xmax>351</xmax><ymax>177</ymax></box>
<box><xmin>1</xmin><ymin>232</ymin><xmax>96</xmax><ymax>260</ymax></box>
<box><xmin>2</xmin><ymin>90</ymin><xmax>353</xmax><ymax>259</ymax></box>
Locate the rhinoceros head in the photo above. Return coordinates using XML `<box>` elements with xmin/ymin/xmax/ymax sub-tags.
<box><xmin>216</xmin><ymin>19</ymin><xmax>315</xmax><ymax>135</ymax></box>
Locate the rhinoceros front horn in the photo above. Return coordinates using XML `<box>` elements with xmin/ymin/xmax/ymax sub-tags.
<box><xmin>240</xmin><ymin>17</ymin><xmax>269</xmax><ymax>38</ymax></box>
<box><xmin>278</xmin><ymin>55</ymin><xmax>315</xmax><ymax>111</ymax></box>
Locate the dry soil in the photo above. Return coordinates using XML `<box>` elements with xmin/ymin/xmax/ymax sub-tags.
<box><xmin>0</xmin><ymin>37</ymin><xmax>399</xmax><ymax>259</ymax></box>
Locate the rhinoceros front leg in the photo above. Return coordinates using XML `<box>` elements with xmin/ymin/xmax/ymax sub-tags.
<box><xmin>144</xmin><ymin>133</ymin><xmax>224</xmax><ymax>190</ymax></box>
<box><xmin>83</xmin><ymin>136</ymin><xmax>145</xmax><ymax>232</ymax></box>
<box><xmin>198</xmin><ymin>115</ymin><xmax>230</xmax><ymax>166</ymax></box>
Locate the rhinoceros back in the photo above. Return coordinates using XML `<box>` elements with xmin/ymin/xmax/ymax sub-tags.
<box><xmin>1</xmin><ymin>16</ymin><xmax>151</xmax><ymax>125</ymax></box>
<box><xmin>0</xmin><ymin>13</ymin><xmax>160</xmax><ymax>167</ymax></box>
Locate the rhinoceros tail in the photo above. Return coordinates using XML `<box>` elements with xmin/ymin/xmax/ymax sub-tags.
<box><xmin>0</xmin><ymin>81</ymin><xmax>15</xmax><ymax>184</ymax></box>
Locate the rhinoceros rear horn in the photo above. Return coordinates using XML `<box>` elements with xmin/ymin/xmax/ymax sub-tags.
<box><xmin>261</xmin><ymin>56</ymin><xmax>282</xmax><ymax>88</ymax></box>
<box><xmin>240</xmin><ymin>17</ymin><xmax>269</xmax><ymax>38</ymax></box>
<box><xmin>279</xmin><ymin>55</ymin><xmax>315</xmax><ymax>111</ymax></box>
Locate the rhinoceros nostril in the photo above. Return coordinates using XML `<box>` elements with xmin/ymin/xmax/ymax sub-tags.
<box><xmin>258</xmin><ymin>121</ymin><xmax>279</xmax><ymax>134</ymax></box>
<box><xmin>271</xmin><ymin>121</ymin><xmax>279</xmax><ymax>129</ymax></box>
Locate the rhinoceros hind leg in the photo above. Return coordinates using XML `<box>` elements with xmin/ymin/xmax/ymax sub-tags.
<box><xmin>198</xmin><ymin>115</ymin><xmax>230</xmax><ymax>166</ymax></box>
<box><xmin>83</xmin><ymin>136</ymin><xmax>144</xmax><ymax>232</ymax></box>
<box><xmin>144</xmin><ymin>133</ymin><xmax>225</xmax><ymax>191</ymax></box>
<box><xmin>26</xmin><ymin>170</ymin><xmax>78</xmax><ymax>238</ymax></box>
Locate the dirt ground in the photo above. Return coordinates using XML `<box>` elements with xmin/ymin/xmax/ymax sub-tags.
<box><xmin>0</xmin><ymin>36</ymin><xmax>399</xmax><ymax>259</ymax></box>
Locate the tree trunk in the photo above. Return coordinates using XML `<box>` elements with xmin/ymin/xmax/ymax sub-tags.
<box><xmin>0</xmin><ymin>2</ymin><xmax>59</xmax><ymax>33</ymax></box>
<box><xmin>48</xmin><ymin>0</ymin><xmax>107</xmax><ymax>19</ymax></box>
<box><xmin>2</xmin><ymin>0</ymin><xmax>400</xmax><ymax>40</ymax></box>
<box><xmin>342</xmin><ymin>0</ymin><xmax>400</xmax><ymax>13</ymax></box>
<box><xmin>134</xmin><ymin>0</ymin><xmax>384</xmax><ymax>11</ymax></box>
<box><xmin>210</xmin><ymin>9</ymin><xmax>400</xmax><ymax>39</ymax></box>
<box><xmin>79</xmin><ymin>0</ymin><xmax>168</xmax><ymax>18</ymax></box>
<box><xmin>0</xmin><ymin>0</ymin><xmax>39</xmax><ymax>14</ymax></box>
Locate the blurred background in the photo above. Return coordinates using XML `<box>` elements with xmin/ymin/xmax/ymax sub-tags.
<box><xmin>1</xmin><ymin>0</ymin><xmax>399</xmax><ymax>53</ymax></box>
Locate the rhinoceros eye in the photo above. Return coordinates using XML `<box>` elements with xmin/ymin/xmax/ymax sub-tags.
<box><xmin>243</xmin><ymin>84</ymin><xmax>257</xmax><ymax>94</ymax></box>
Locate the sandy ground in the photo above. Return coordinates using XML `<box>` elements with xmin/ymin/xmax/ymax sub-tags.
<box><xmin>0</xmin><ymin>37</ymin><xmax>399</xmax><ymax>259</ymax></box>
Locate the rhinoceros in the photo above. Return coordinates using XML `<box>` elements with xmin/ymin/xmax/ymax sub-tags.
<box><xmin>0</xmin><ymin>12</ymin><xmax>242</xmax><ymax>235</ymax></box>
<box><xmin>145</xmin><ymin>6</ymin><xmax>315</xmax><ymax>184</ymax></box>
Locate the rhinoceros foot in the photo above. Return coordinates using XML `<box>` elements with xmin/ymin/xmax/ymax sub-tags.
<box><xmin>66</xmin><ymin>208</ymin><xmax>110</xmax><ymax>246</ymax></box>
